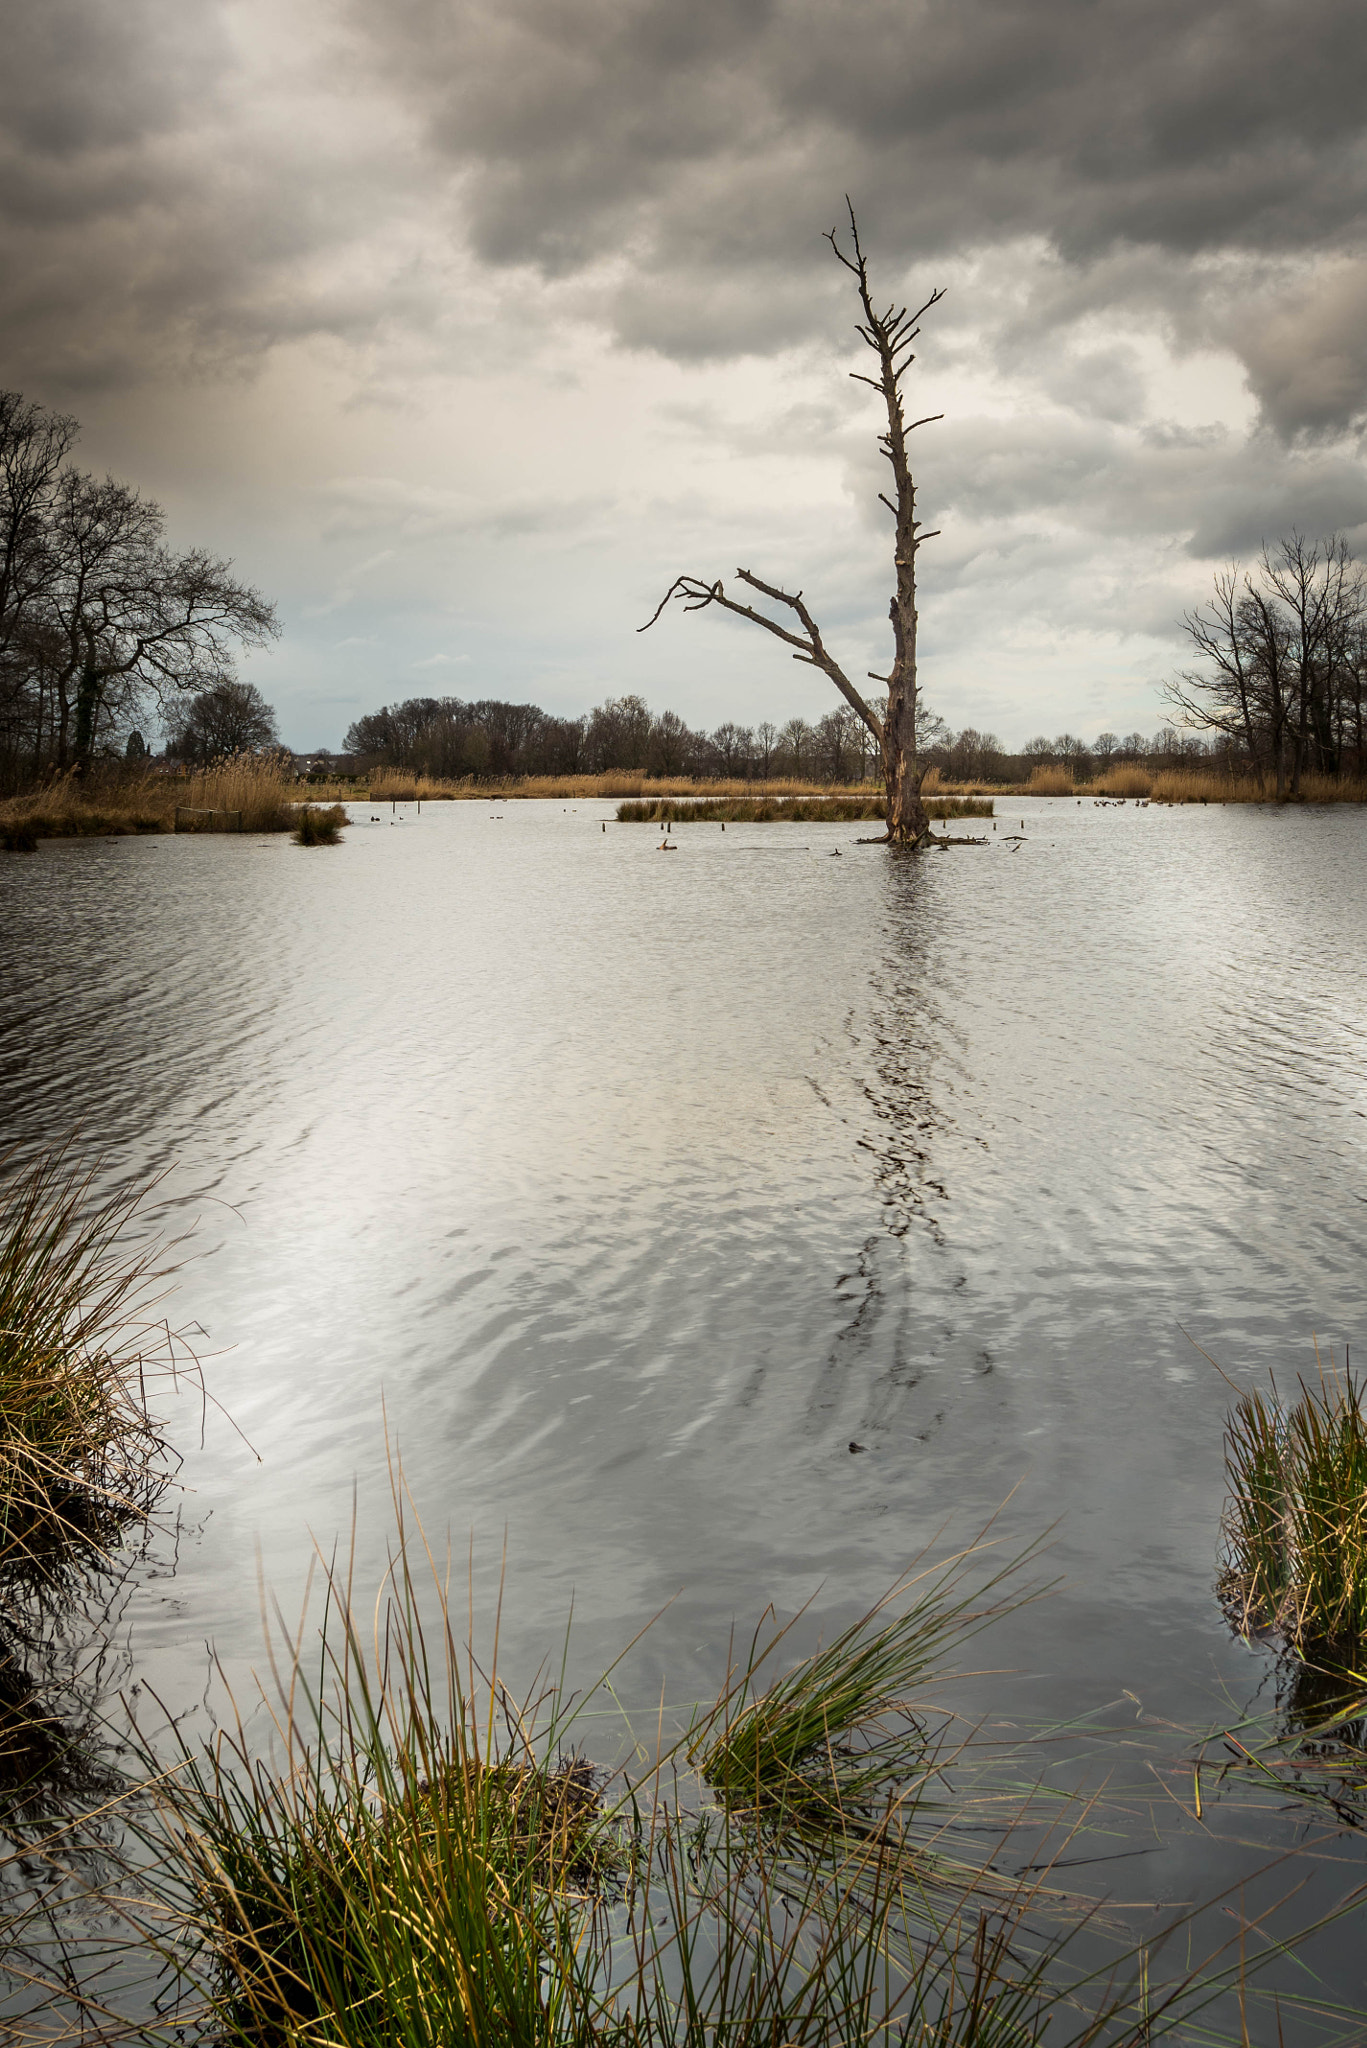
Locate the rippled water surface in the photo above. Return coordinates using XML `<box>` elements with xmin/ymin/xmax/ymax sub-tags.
<box><xmin>4</xmin><ymin>795</ymin><xmax>1367</xmax><ymax>2017</ymax></box>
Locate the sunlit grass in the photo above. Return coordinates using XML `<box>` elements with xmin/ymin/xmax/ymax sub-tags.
<box><xmin>1089</xmin><ymin>767</ymin><xmax>1155</xmax><ymax>798</ymax></box>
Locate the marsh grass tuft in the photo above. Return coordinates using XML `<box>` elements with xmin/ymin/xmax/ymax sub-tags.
<box><xmin>0</xmin><ymin>1150</ymin><xmax>184</xmax><ymax>1596</ymax></box>
<box><xmin>1221</xmin><ymin>1356</ymin><xmax>1367</xmax><ymax>1662</ymax></box>
<box><xmin>687</xmin><ymin>1545</ymin><xmax>1038</xmax><ymax>1829</ymax></box>
<box><xmin>292</xmin><ymin>803</ymin><xmax>347</xmax><ymax>845</ymax></box>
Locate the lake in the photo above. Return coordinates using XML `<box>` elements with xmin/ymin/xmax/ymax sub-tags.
<box><xmin>3</xmin><ymin>794</ymin><xmax>1366</xmax><ymax>2029</ymax></box>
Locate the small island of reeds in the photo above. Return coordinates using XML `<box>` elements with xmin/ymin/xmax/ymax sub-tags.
<box><xmin>615</xmin><ymin>793</ymin><xmax>994</xmax><ymax>823</ymax></box>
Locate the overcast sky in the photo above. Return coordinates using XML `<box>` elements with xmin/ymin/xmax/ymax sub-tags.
<box><xmin>6</xmin><ymin>0</ymin><xmax>1367</xmax><ymax>748</ymax></box>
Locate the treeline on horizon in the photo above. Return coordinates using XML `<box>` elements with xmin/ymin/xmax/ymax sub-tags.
<box><xmin>338</xmin><ymin>691</ymin><xmax>1308</xmax><ymax>789</ymax></box>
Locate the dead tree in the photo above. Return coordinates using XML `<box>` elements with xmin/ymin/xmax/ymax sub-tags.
<box><xmin>639</xmin><ymin>204</ymin><xmax>943</xmax><ymax>845</ymax></box>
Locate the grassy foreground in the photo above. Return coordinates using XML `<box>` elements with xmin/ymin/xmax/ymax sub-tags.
<box><xmin>112</xmin><ymin>1495</ymin><xmax>1282</xmax><ymax>2048</ymax></box>
<box><xmin>0</xmin><ymin>758</ymin><xmax>347</xmax><ymax>845</ymax></box>
<box><xmin>0</xmin><ymin>1156</ymin><xmax>1346</xmax><ymax>2041</ymax></box>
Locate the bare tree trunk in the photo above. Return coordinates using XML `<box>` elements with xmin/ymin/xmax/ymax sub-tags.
<box><xmin>883</xmin><ymin>683</ymin><xmax>926</xmax><ymax>841</ymax></box>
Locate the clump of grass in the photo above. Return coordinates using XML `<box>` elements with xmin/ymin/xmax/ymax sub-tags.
<box><xmin>292</xmin><ymin>804</ymin><xmax>347</xmax><ymax>846</ymax></box>
<box><xmin>687</xmin><ymin>1545</ymin><xmax>1038</xmax><ymax>1828</ymax></box>
<box><xmin>1220</xmin><ymin>1357</ymin><xmax>1367</xmax><ymax>1661</ymax></box>
<box><xmin>129</xmin><ymin>1496</ymin><xmax>632</xmax><ymax>2048</ymax></box>
<box><xmin>177</xmin><ymin>1733</ymin><xmax>620</xmax><ymax>2045</ymax></box>
<box><xmin>0</xmin><ymin>1150</ymin><xmax>183</xmax><ymax>1594</ymax></box>
<box><xmin>179</xmin><ymin>753</ymin><xmax>298</xmax><ymax>830</ymax></box>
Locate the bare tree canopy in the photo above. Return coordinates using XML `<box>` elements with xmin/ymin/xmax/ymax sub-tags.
<box><xmin>166</xmin><ymin>679</ymin><xmax>280</xmax><ymax>763</ymax></box>
<box><xmin>0</xmin><ymin>391</ymin><xmax>279</xmax><ymax>787</ymax></box>
<box><xmin>639</xmin><ymin>204</ymin><xmax>944</xmax><ymax>846</ymax></box>
<box><xmin>1167</xmin><ymin>535</ymin><xmax>1367</xmax><ymax>798</ymax></box>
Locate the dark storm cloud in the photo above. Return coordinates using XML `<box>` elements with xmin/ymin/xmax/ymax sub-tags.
<box><xmin>4</xmin><ymin>0</ymin><xmax>1366</xmax><ymax>440</ymax></box>
<box><xmin>0</xmin><ymin>0</ymin><xmax>429</xmax><ymax>392</ymax></box>
<box><xmin>373</xmin><ymin>0</ymin><xmax>1367</xmax><ymax>264</ymax></box>
<box><xmin>363</xmin><ymin>0</ymin><xmax>1367</xmax><ymax>424</ymax></box>
<box><xmin>0</xmin><ymin>0</ymin><xmax>224</xmax><ymax>160</ymax></box>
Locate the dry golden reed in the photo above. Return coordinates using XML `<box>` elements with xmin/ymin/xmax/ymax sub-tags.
<box><xmin>0</xmin><ymin>756</ymin><xmax>342</xmax><ymax>841</ymax></box>
<box><xmin>363</xmin><ymin>767</ymin><xmax>887</xmax><ymax>803</ymax></box>
<box><xmin>1026</xmin><ymin>763</ymin><xmax>1076</xmax><ymax>796</ymax></box>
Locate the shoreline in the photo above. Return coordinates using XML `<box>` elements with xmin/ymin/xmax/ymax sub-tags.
<box><xmin>4</xmin><ymin>763</ymin><xmax>1366</xmax><ymax>846</ymax></box>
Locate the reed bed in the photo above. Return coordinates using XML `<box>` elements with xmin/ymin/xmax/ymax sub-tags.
<box><xmin>1220</xmin><ymin>1357</ymin><xmax>1367</xmax><ymax>1662</ymax></box>
<box><xmin>1025</xmin><ymin>764</ymin><xmax>1077</xmax><ymax>796</ymax></box>
<box><xmin>921</xmin><ymin>768</ymin><xmax>1367</xmax><ymax>802</ymax></box>
<box><xmin>109</xmin><ymin>1488</ymin><xmax>1287</xmax><ymax>2048</ymax></box>
<box><xmin>0</xmin><ymin>1151</ymin><xmax>185</xmax><ymax>1598</ymax></box>
<box><xmin>0</xmin><ymin>757</ymin><xmax>345</xmax><ymax>841</ymax></box>
<box><xmin>242</xmin><ymin>762</ymin><xmax>1367</xmax><ymax>809</ymax></box>
<box><xmin>1088</xmin><ymin>767</ymin><xmax>1154</xmax><ymax>798</ymax></box>
<box><xmin>616</xmin><ymin>795</ymin><xmax>993</xmax><ymax>823</ymax></box>
<box><xmin>363</xmin><ymin>768</ymin><xmax>888</xmax><ymax>804</ymax></box>
<box><xmin>1146</xmin><ymin>768</ymin><xmax>1367</xmax><ymax>804</ymax></box>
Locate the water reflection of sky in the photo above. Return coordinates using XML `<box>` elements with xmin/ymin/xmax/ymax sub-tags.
<box><xmin>2</xmin><ymin>798</ymin><xmax>1366</xmax><ymax>2016</ymax></box>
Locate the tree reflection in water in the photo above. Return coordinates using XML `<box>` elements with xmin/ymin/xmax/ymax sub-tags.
<box><xmin>820</xmin><ymin>857</ymin><xmax>984</xmax><ymax>1403</ymax></box>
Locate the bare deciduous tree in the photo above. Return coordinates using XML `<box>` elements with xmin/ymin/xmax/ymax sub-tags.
<box><xmin>1167</xmin><ymin>536</ymin><xmax>1367</xmax><ymax>797</ymax></box>
<box><xmin>639</xmin><ymin>204</ymin><xmax>944</xmax><ymax>845</ymax></box>
<box><xmin>166</xmin><ymin>678</ymin><xmax>280</xmax><ymax>763</ymax></box>
<box><xmin>0</xmin><ymin>391</ymin><xmax>279</xmax><ymax>782</ymax></box>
